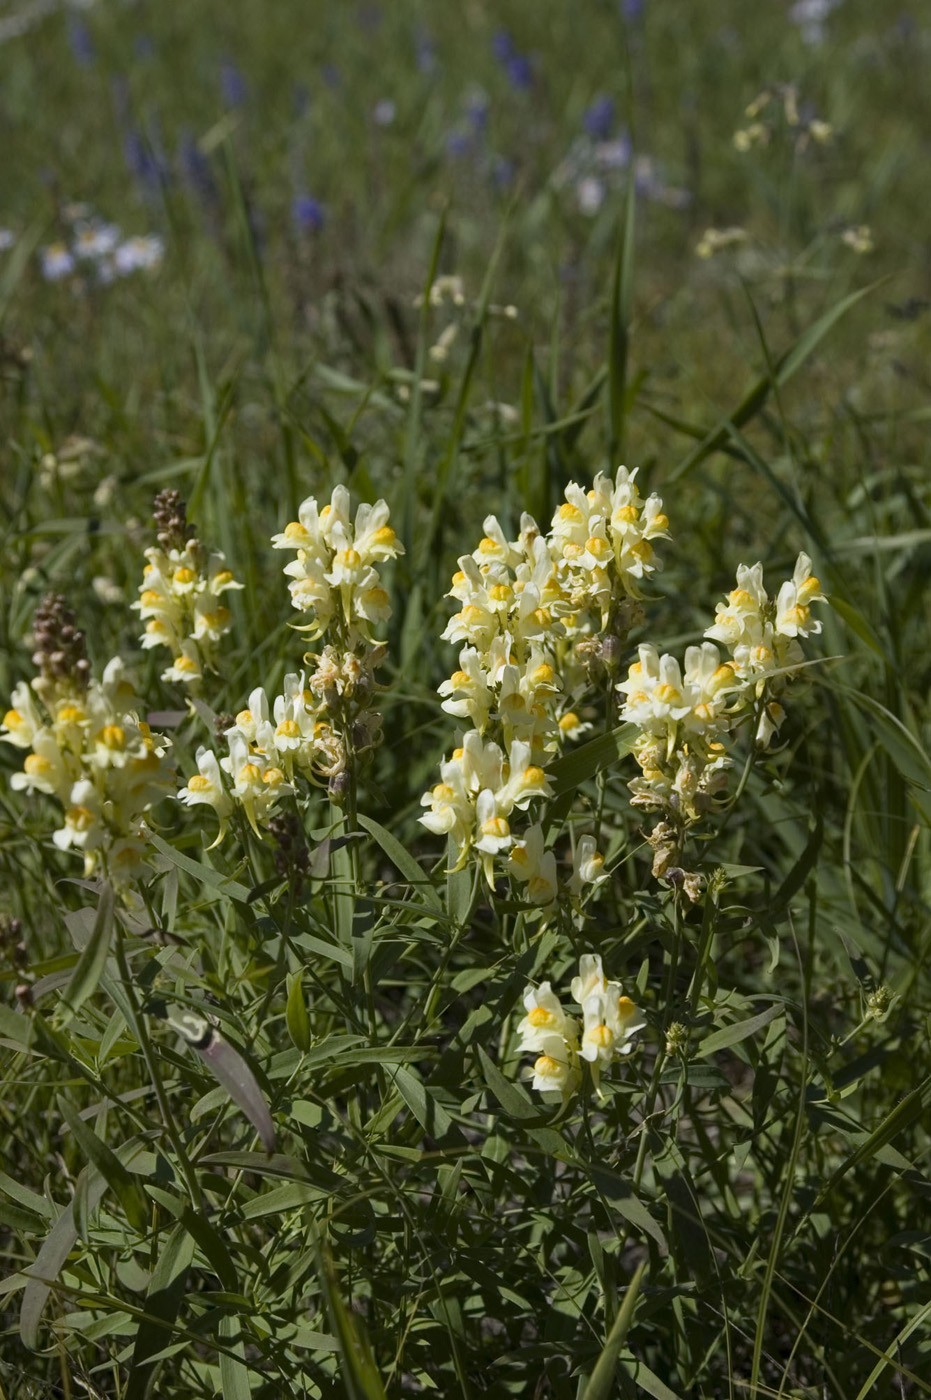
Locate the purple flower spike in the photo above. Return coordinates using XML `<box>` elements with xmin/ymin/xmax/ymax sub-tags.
<box><xmin>293</xmin><ymin>195</ymin><xmax>326</xmax><ymax>233</ymax></box>
<box><xmin>584</xmin><ymin>95</ymin><xmax>615</xmax><ymax>141</ymax></box>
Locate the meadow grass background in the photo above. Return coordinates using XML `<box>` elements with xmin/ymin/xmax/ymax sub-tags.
<box><xmin>1</xmin><ymin>1</ymin><xmax>930</xmax><ymax>1396</ymax></box>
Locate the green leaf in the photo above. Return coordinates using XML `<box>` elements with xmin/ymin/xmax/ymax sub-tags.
<box><xmin>772</xmin><ymin>816</ymin><xmax>823</xmax><ymax>912</ymax></box>
<box><xmin>670</xmin><ymin>278</ymin><xmax>885</xmax><ymax>481</ymax></box>
<box><xmin>58</xmin><ymin>1100</ymin><xmax>148</xmax><ymax>1233</ymax></box>
<box><xmin>617</xmin><ymin>1355</ymin><xmax>685</xmax><ymax>1400</ymax></box>
<box><xmin>391</xmin><ymin>1066</ymin><xmax>455</xmax><ymax>1140</ymax></box>
<box><xmin>583</xmin><ymin>1261</ymin><xmax>646</xmax><ymax>1400</ymax></box>
<box><xmin>548</xmin><ymin>724</ymin><xmax>638</xmax><ymax>799</ymax></box>
<box><xmin>125</xmin><ymin>1222</ymin><xmax>196</xmax><ymax>1400</ymax></box>
<box><xmin>700</xmin><ymin>1004</ymin><xmax>783</xmax><ymax>1057</ymax></box>
<box><xmin>191</xmin><ymin>1029</ymin><xmax>276</xmax><ymax>1155</ymax></box>
<box><xmin>219</xmin><ymin>1312</ymin><xmax>253</xmax><ymax>1400</ymax></box>
<box><xmin>286</xmin><ymin>972</ymin><xmax>311</xmax><ymax>1053</ymax></box>
<box><xmin>477</xmin><ymin>1046</ymin><xmax>541</xmax><ymax>1124</ymax></box>
<box><xmin>319</xmin><ymin>1245</ymin><xmax>389</xmax><ymax>1400</ymax></box>
<box><xmin>59</xmin><ymin>883</ymin><xmax>115</xmax><ymax>1022</ymax></box>
<box><xmin>19</xmin><ymin>1170</ymin><xmax>105</xmax><ymax>1349</ymax></box>
<box><xmin>588</xmin><ymin>1166</ymin><xmax>668</xmax><ymax>1251</ymax></box>
<box><xmin>149</xmin><ymin>833</ymin><xmax>252</xmax><ymax>903</ymax></box>
<box><xmin>144</xmin><ymin>1187</ymin><xmax>238</xmax><ymax>1291</ymax></box>
<box><xmin>608</xmin><ymin>180</ymin><xmax>637</xmax><ymax>459</ymax></box>
<box><xmin>357</xmin><ymin>814</ymin><xmax>442</xmax><ymax>911</ymax></box>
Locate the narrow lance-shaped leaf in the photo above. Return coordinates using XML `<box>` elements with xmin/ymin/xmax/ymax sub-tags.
<box><xmin>583</xmin><ymin>1261</ymin><xmax>647</xmax><ymax>1400</ymax></box>
<box><xmin>60</xmin><ymin>882</ymin><xmax>115</xmax><ymax>1022</ymax></box>
<box><xmin>171</xmin><ymin>1010</ymin><xmax>275</xmax><ymax>1154</ymax></box>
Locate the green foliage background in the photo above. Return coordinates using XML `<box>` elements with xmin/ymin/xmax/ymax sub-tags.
<box><xmin>0</xmin><ymin>1</ymin><xmax>930</xmax><ymax>1396</ymax></box>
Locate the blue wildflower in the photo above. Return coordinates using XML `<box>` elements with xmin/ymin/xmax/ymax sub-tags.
<box><xmin>583</xmin><ymin>95</ymin><xmax>615</xmax><ymax>141</ymax></box>
<box><xmin>178</xmin><ymin>131</ymin><xmax>218</xmax><ymax>207</ymax></box>
<box><xmin>67</xmin><ymin>18</ymin><xmax>95</xmax><ymax>65</ymax></box>
<box><xmin>220</xmin><ymin>61</ymin><xmax>248</xmax><ymax>108</ymax></box>
<box><xmin>505</xmin><ymin>53</ymin><xmax>533</xmax><ymax>90</ymax></box>
<box><xmin>415</xmin><ymin>27</ymin><xmax>437</xmax><ymax>73</ymax></box>
<box><xmin>465</xmin><ymin>90</ymin><xmax>489</xmax><ymax>132</ymax></box>
<box><xmin>124</xmin><ymin>128</ymin><xmax>167</xmax><ymax>196</ymax></box>
<box><xmin>293</xmin><ymin>195</ymin><xmax>326</xmax><ymax>233</ymax></box>
<box><xmin>445</xmin><ymin>130</ymin><xmax>471</xmax><ymax>158</ymax></box>
<box><xmin>491</xmin><ymin>31</ymin><xmax>515</xmax><ymax>62</ymax></box>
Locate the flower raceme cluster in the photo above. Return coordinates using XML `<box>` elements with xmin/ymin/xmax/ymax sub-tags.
<box><xmin>517</xmin><ymin>954</ymin><xmax>646</xmax><ymax>1098</ymax></box>
<box><xmin>135</xmin><ymin>490</ymin><xmax>242</xmax><ymax>689</ymax></box>
<box><xmin>421</xmin><ymin>466</ymin><xmax>669</xmax><ymax>899</ymax></box>
<box><xmin>1</xmin><ymin>595</ymin><xmax>174</xmax><ymax>885</ymax></box>
<box><xmin>618</xmin><ymin>552</ymin><xmax>826</xmax><ymax>883</ymax></box>
<box><xmin>178</xmin><ymin>486</ymin><xmax>400</xmax><ymax>837</ymax></box>
<box><xmin>270</xmin><ymin>484</ymin><xmax>402</xmax><ymax>643</ymax></box>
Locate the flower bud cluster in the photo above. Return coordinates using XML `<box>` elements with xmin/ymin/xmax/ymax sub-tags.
<box><xmin>517</xmin><ymin>954</ymin><xmax>646</xmax><ymax>1099</ymax></box>
<box><xmin>619</xmin><ymin>552</ymin><xmax>826</xmax><ymax>885</ymax></box>
<box><xmin>179</xmin><ymin>488</ymin><xmax>399</xmax><ymax>839</ymax></box>
<box><xmin>134</xmin><ymin>490</ymin><xmax>243</xmax><ymax>688</ymax></box>
<box><xmin>421</xmin><ymin>466</ymin><xmax>668</xmax><ymax>895</ymax></box>
<box><xmin>3</xmin><ymin>599</ymin><xmax>174</xmax><ymax>884</ymax></box>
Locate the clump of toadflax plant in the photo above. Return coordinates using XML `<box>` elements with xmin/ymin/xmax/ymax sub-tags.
<box><xmin>420</xmin><ymin>464</ymin><xmax>828</xmax><ymax>915</ymax></box>
<box><xmin>1</xmin><ymin>592</ymin><xmax>175</xmax><ymax>886</ymax></box>
<box><xmin>420</xmin><ymin>465</ymin><xmax>668</xmax><ymax>913</ymax></box>
<box><xmin>619</xmin><ymin>553</ymin><xmax>826</xmax><ymax>895</ymax></box>
<box><xmin>134</xmin><ymin>488</ymin><xmax>243</xmax><ymax>689</ymax></box>
<box><xmin>178</xmin><ymin>483</ymin><xmax>402</xmax><ymax>839</ymax></box>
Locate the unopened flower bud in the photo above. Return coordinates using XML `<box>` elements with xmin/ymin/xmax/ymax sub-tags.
<box><xmin>866</xmin><ymin>985</ymin><xmax>893</xmax><ymax>1020</ymax></box>
<box><xmin>599</xmin><ymin>634</ymin><xmax>624</xmax><ymax>672</ymax></box>
<box><xmin>665</xmin><ymin>1021</ymin><xmax>689</xmax><ymax>1057</ymax></box>
<box><xmin>327</xmin><ymin>771</ymin><xmax>352</xmax><ymax>806</ymax></box>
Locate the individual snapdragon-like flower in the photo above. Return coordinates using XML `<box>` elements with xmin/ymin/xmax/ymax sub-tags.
<box><xmin>517</xmin><ymin>981</ymin><xmax>578</xmax><ymax>1051</ymax></box>
<box><xmin>178</xmin><ymin>746</ymin><xmax>233</xmax><ymax>843</ymax></box>
<box><xmin>221</xmin><ymin>731</ymin><xmax>293</xmax><ymax>836</ymax></box>
<box><xmin>135</xmin><ymin>490</ymin><xmax>242</xmax><ymax>690</ymax></box>
<box><xmin>579</xmin><ymin>983</ymin><xmax>647</xmax><ymax>1091</ymax></box>
<box><xmin>528</xmin><ymin>1033</ymin><xmax>582</xmax><ymax>1097</ymax></box>
<box><xmin>508</xmin><ymin>825</ymin><xmax>559</xmax><ymax>906</ymax></box>
<box><xmin>568</xmin><ymin>835</ymin><xmax>608</xmax><ymax>900</ymax></box>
